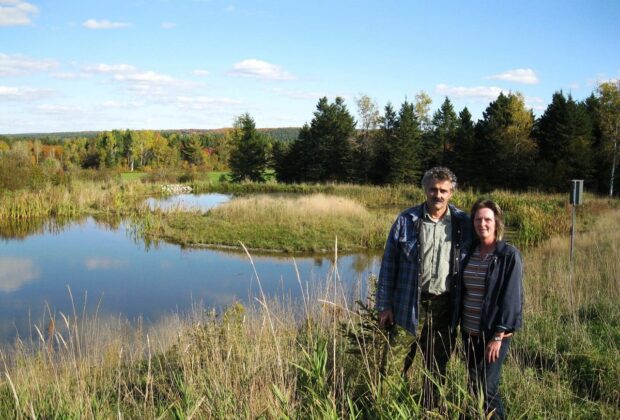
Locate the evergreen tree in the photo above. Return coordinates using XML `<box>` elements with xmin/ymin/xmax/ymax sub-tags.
<box><xmin>534</xmin><ymin>92</ymin><xmax>594</xmax><ymax>190</ymax></box>
<box><xmin>180</xmin><ymin>134</ymin><xmax>205</xmax><ymax>166</ymax></box>
<box><xmin>452</xmin><ymin>107</ymin><xmax>478</xmax><ymax>187</ymax></box>
<box><xmin>371</xmin><ymin>103</ymin><xmax>397</xmax><ymax>184</ymax></box>
<box><xmin>476</xmin><ymin>92</ymin><xmax>537</xmax><ymax>189</ymax></box>
<box><xmin>279</xmin><ymin>97</ymin><xmax>356</xmax><ymax>183</ymax></box>
<box><xmin>272</xmin><ymin>139</ymin><xmax>294</xmax><ymax>183</ymax></box>
<box><xmin>425</xmin><ymin>97</ymin><xmax>459</xmax><ymax>169</ymax></box>
<box><xmin>384</xmin><ymin>100</ymin><xmax>422</xmax><ymax>184</ymax></box>
<box><xmin>228</xmin><ymin>113</ymin><xmax>270</xmax><ymax>182</ymax></box>
<box><xmin>95</xmin><ymin>131</ymin><xmax>118</xmax><ymax>168</ymax></box>
<box><xmin>314</xmin><ymin>97</ymin><xmax>356</xmax><ymax>182</ymax></box>
<box><xmin>583</xmin><ymin>93</ymin><xmax>607</xmax><ymax>193</ymax></box>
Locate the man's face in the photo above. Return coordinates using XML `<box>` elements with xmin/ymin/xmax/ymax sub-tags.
<box><xmin>424</xmin><ymin>179</ymin><xmax>453</xmax><ymax>215</ymax></box>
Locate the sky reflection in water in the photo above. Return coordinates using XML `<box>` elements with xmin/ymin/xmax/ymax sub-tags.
<box><xmin>0</xmin><ymin>215</ymin><xmax>380</xmax><ymax>343</ymax></box>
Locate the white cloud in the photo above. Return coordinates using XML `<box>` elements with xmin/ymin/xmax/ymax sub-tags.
<box><xmin>193</xmin><ymin>69</ymin><xmax>210</xmax><ymax>77</ymax></box>
<box><xmin>435</xmin><ymin>84</ymin><xmax>506</xmax><ymax>101</ymax></box>
<box><xmin>101</xmin><ymin>100</ymin><xmax>126</xmax><ymax>108</ymax></box>
<box><xmin>34</xmin><ymin>103</ymin><xmax>84</xmax><ymax>114</ymax></box>
<box><xmin>0</xmin><ymin>53</ymin><xmax>58</xmax><ymax>77</ymax></box>
<box><xmin>0</xmin><ymin>0</ymin><xmax>38</xmax><ymax>26</ymax></box>
<box><xmin>230</xmin><ymin>59</ymin><xmax>295</xmax><ymax>81</ymax></box>
<box><xmin>82</xmin><ymin>19</ymin><xmax>131</xmax><ymax>30</ymax></box>
<box><xmin>0</xmin><ymin>85</ymin><xmax>53</xmax><ymax>100</ymax></box>
<box><xmin>176</xmin><ymin>95</ymin><xmax>243</xmax><ymax>110</ymax></box>
<box><xmin>0</xmin><ymin>257</ymin><xmax>40</xmax><ymax>292</ymax></box>
<box><xmin>114</xmin><ymin>71</ymin><xmax>176</xmax><ymax>84</ymax></box>
<box><xmin>82</xmin><ymin>63</ymin><xmax>137</xmax><ymax>74</ymax></box>
<box><xmin>81</xmin><ymin>62</ymin><xmax>204</xmax><ymax>103</ymax></box>
<box><xmin>486</xmin><ymin>68</ymin><xmax>539</xmax><ymax>85</ymax></box>
<box><xmin>84</xmin><ymin>257</ymin><xmax>128</xmax><ymax>270</ymax></box>
<box><xmin>271</xmin><ymin>87</ymin><xmax>325</xmax><ymax>100</ymax></box>
<box><xmin>51</xmin><ymin>71</ymin><xmax>90</xmax><ymax>80</ymax></box>
<box><xmin>161</xmin><ymin>22</ymin><xmax>176</xmax><ymax>29</ymax></box>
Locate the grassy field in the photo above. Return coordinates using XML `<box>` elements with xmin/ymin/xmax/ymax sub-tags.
<box><xmin>0</xmin><ymin>200</ymin><xmax>617</xmax><ymax>418</ymax></box>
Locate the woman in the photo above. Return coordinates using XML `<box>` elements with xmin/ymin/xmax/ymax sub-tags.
<box><xmin>450</xmin><ymin>199</ymin><xmax>523</xmax><ymax>419</ymax></box>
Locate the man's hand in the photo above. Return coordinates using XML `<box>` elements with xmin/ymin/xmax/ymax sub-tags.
<box><xmin>379</xmin><ymin>309</ymin><xmax>394</xmax><ymax>328</ymax></box>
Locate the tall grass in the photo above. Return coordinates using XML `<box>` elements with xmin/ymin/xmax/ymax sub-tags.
<box><xmin>0</xmin><ymin>180</ymin><xmax>154</xmax><ymax>220</ymax></box>
<box><xmin>1</xmin><ymin>205</ymin><xmax>618</xmax><ymax>418</ymax></box>
<box><xmin>145</xmin><ymin>194</ymin><xmax>393</xmax><ymax>252</ymax></box>
<box><xmin>498</xmin><ymin>206</ymin><xmax>620</xmax><ymax>418</ymax></box>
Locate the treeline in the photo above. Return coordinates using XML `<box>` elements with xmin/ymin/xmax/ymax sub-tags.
<box><xmin>0</xmin><ymin>82</ymin><xmax>618</xmax><ymax>195</ymax></box>
<box><xmin>267</xmin><ymin>83</ymin><xmax>619</xmax><ymax>194</ymax></box>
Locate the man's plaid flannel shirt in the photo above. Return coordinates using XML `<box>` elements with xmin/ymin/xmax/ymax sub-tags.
<box><xmin>376</xmin><ymin>203</ymin><xmax>470</xmax><ymax>334</ymax></box>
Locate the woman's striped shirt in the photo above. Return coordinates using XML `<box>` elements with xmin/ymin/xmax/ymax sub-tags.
<box><xmin>462</xmin><ymin>249</ymin><xmax>494</xmax><ymax>334</ymax></box>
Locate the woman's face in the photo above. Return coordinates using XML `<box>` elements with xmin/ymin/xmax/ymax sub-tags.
<box><xmin>474</xmin><ymin>207</ymin><xmax>496</xmax><ymax>242</ymax></box>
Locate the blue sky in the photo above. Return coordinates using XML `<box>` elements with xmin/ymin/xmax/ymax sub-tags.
<box><xmin>1</xmin><ymin>0</ymin><xmax>619</xmax><ymax>134</ymax></box>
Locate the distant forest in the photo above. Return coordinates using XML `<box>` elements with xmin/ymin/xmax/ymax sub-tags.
<box><xmin>1</xmin><ymin>81</ymin><xmax>618</xmax><ymax>195</ymax></box>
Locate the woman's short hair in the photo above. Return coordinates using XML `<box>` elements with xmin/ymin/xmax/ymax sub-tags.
<box><xmin>471</xmin><ymin>198</ymin><xmax>505</xmax><ymax>240</ymax></box>
<box><xmin>421</xmin><ymin>166</ymin><xmax>457</xmax><ymax>191</ymax></box>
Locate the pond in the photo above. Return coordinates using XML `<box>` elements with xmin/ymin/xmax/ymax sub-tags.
<box><xmin>0</xmin><ymin>213</ymin><xmax>381</xmax><ymax>344</ymax></box>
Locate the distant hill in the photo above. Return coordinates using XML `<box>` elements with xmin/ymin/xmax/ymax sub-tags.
<box><xmin>2</xmin><ymin>131</ymin><xmax>101</xmax><ymax>140</ymax></box>
<box><xmin>2</xmin><ymin>127</ymin><xmax>301</xmax><ymax>142</ymax></box>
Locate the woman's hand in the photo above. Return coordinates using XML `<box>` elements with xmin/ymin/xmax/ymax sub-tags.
<box><xmin>486</xmin><ymin>333</ymin><xmax>504</xmax><ymax>363</ymax></box>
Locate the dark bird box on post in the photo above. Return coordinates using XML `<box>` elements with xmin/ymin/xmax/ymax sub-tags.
<box><xmin>570</xmin><ymin>179</ymin><xmax>584</xmax><ymax>205</ymax></box>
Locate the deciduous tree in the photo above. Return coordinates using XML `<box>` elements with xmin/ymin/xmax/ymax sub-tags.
<box><xmin>596</xmin><ymin>80</ymin><xmax>620</xmax><ymax>197</ymax></box>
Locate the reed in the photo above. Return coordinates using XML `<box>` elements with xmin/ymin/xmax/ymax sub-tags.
<box><xmin>0</xmin><ymin>180</ymin><xmax>155</xmax><ymax>220</ymax></box>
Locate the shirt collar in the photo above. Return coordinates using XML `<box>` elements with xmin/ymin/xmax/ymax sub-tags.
<box><xmin>423</xmin><ymin>203</ymin><xmax>451</xmax><ymax>222</ymax></box>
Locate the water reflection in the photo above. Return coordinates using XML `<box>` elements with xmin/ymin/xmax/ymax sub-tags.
<box><xmin>0</xmin><ymin>257</ymin><xmax>41</xmax><ymax>292</ymax></box>
<box><xmin>145</xmin><ymin>193</ymin><xmax>231</xmax><ymax>212</ymax></box>
<box><xmin>0</xmin><ymin>216</ymin><xmax>380</xmax><ymax>344</ymax></box>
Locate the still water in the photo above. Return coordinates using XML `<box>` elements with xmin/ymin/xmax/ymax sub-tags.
<box><xmin>144</xmin><ymin>192</ymin><xmax>231</xmax><ymax>212</ymax></box>
<box><xmin>0</xmin><ymin>212</ymin><xmax>380</xmax><ymax>344</ymax></box>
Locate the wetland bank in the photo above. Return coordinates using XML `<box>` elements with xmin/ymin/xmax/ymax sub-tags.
<box><xmin>1</xmin><ymin>177</ymin><xmax>618</xmax><ymax>418</ymax></box>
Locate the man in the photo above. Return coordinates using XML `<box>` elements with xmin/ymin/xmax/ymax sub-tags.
<box><xmin>376</xmin><ymin>166</ymin><xmax>471</xmax><ymax>407</ymax></box>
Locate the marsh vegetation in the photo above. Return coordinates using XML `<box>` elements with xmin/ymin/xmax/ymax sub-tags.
<box><xmin>0</xmin><ymin>195</ymin><xmax>618</xmax><ymax>418</ymax></box>
<box><xmin>0</xmin><ymin>176</ymin><xmax>618</xmax><ymax>417</ymax></box>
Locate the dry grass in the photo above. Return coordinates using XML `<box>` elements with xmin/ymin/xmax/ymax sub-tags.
<box><xmin>523</xmin><ymin>206</ymin><xmax>620</xmax><ymax>314</ymax></box>
<box><xmin>210</xmin><ymin>193</ymin><xmax>370</xmax><ymax>222</ymax></box>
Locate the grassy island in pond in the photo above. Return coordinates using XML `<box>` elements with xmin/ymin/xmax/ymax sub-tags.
<box><xmin>144</xmin><ymin>193</ymin><xmax>393</xmax><ymax>252</ymax></box>
<box><xmin>138</xmin><ymin>181</ymin><xmax>604</xmax><ymax>253</ymax></box>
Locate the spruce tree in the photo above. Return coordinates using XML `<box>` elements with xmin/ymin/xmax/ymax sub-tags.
<box><xmin>228</xmin><ymin>113</ymin><xmax>270</xmax><ymax>182</ymax></box>
<box><xmin>385</xmin><ymin>100</ymin><xmax>422</xmax><ymax>184</ymax></box>
<box><xmin>452</xmin><ymin>107</ymin><xmax>477</xmax><ymax>187</ymax></box>
<box><xmin>535</xmin><ymin>91</ymin><xmax>594</xmax><ymax>190</ymax></box>
<box><xmin>476</xmin><ymin>93</ymin><xmax>537</xmax><ymax>189</ymax></box>
<box><xmin>426</xmin><ymin>97</ymin><xmax>459</xmax><ymax>169</ymax></box>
